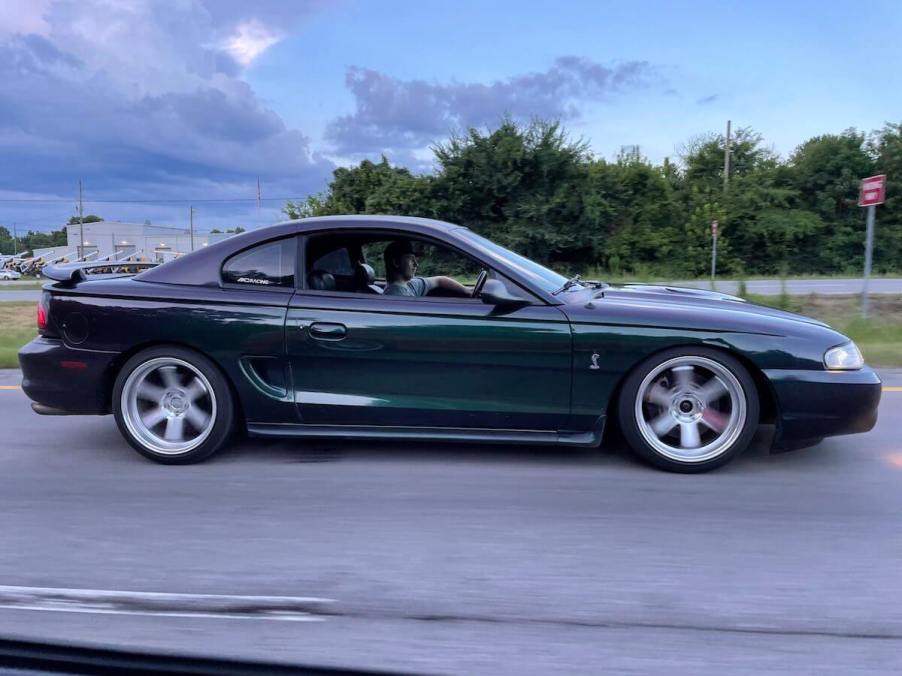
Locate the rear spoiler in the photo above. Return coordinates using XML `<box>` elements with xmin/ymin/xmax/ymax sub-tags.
<box><xmin>41</xmin><ymin>261</ymin><xmax>160</xmax><ymax>285</ymax></box>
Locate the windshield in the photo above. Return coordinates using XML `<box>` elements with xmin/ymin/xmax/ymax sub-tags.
<box><xmin>456</xmin><ymin>229</ymin><xmax>573</xmax><ymax>294</ymax></box>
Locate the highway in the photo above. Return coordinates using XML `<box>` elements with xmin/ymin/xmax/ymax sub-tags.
<box><xmin>2</xmin><ymin>277</ymin><xmax>902</xmax><ymax>303</ymax></box>
<box><xmin>0</xmin><ymin>368</ymin><xmax>901</xmax><ymax>674</ymax></box>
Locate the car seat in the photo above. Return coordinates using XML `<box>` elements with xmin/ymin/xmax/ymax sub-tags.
<box><xmin>354</xmin><ymin>263</ymin><xmax>383</xmax><ymax>294</ymax></box>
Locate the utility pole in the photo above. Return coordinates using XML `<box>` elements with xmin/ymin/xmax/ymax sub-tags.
<box><xmin>711</xmin><ymin>120</ymin><xmax>732</xmax><ymax>291</ymax></box>
<box><xmin>12</xmin><ymin>223</ymin><xmax>17</xmax><ymax>255</ymax></box>
<box><xmin>711</xmin><ymin>220</ymin><xmax>718</xmax><ymax>285</ymax></box>
<box><xmin>723</xmin><ymin>119</ymin><xmax>731</xmax><ymax>192</ymax></box>
<box><xmin>189</xmin><ymin>205</ymin><xmax>195</xmax><ymax>252</ymax></box>
<box><xmin>78</xmin><ymin>179</ymin><xmax>85</xmax><ymax>259</ymax></box>
<box><xmin>256</xmin><ymin>177</ymin><xmax>262</xmax><ymax>226</ymax></box>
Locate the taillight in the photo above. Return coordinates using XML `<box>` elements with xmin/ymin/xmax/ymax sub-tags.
<box><xmin>37</xmin><ymin>291</ymin><xmax>50</xmax><ymax>334</ymax></box>
<box><xmin>36</xmin><ymin>303</ymin><xmax>47</xmax><ymax>331</ymax></box>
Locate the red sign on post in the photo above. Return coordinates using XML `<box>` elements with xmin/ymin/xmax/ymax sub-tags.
<box><xmin>859</xmin><ymin>175</ymin><xmax>886</xmax><ymax>207</ymax></box>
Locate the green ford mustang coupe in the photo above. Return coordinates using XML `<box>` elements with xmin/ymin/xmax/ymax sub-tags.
<box><xmin>19</xmin><ymin>215</ymin><xmax>881</xmax><ymax>472</ymax></box>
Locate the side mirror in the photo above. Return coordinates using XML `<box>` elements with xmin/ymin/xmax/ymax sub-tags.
<box><xmin>480</xmin><ymin>279</ymin><xmax>530</xmax><ymax>308</ymax></box>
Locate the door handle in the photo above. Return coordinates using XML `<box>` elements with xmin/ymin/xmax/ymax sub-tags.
<box><xmin>308</xmin><ymin>322</ymin><xmax>347</xmax><ymax>340</ymax></box>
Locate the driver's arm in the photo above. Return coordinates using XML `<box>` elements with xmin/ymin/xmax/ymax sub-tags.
<box><xmin>427</xmin><ymin>276</ymin><xmax>469</xmax><ymax>296</ymax></box>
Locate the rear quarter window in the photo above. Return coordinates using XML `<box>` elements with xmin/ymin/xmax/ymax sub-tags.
<box><xmin>222</xmin><ymin>239</ymin><xmax>295</xmax><ymax>288</ymax></box>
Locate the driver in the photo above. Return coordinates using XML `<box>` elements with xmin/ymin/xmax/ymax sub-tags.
<box><xmin>383</xmin><ymin>240</ymin><xmax>469</xmax><ymax>297</ymax></box>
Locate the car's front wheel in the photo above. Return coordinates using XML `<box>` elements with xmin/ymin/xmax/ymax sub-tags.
<box><xmin>113</xmin><ymin>346</ymin><xmax>234</xmax><ymax>464</ymax></box>
<box><xmin>618</xmin><ymin>347</ymin><xmax>759</xmax><ymax>473</ymax></box>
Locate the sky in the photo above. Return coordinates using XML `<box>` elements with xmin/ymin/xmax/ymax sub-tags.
<box><xmin>1</xmin><ymin>0</ymin><xmax>901</xmax><ymax>233</ymax></box>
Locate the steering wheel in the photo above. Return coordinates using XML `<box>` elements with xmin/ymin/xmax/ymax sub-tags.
<box><xmin>471</xmin><ymin>269</ymin><xmax>489</xmax><ymax>298</ymax></box>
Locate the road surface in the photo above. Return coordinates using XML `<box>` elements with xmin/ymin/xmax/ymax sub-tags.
<box><xmin>0</xmin><ymin>368</ymin><xmax>901</xmax><ymax>674</ymax></box>
<box><xmin>2</xmin><ymin>278</ymin><xmax>902</xmax><ymax>303</ymax></box>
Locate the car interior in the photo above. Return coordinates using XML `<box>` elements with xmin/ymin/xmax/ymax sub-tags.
<box><xmin>304</xmin><ymin>234</ymin><xmax>485</xmax><ymax>298</ymax></box>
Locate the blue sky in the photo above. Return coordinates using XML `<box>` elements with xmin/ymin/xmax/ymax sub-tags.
<box><xmin>1</xmin><ymin>0</ymin><xmax>900</xmax><ymax>233</ymax></box>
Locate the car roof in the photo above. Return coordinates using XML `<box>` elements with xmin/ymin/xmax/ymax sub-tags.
<box><xmin>135</xmin><ymin>215</ymin><xmax>465</xmax><ymax>286</ymax></box>
<box><xmin>290</xmin><ymin>215</ymin><xmax>461</xmax><ymax>234</ymax></box>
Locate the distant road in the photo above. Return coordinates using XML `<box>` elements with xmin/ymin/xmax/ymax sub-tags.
<box><xmin>682</xmin><ymin>278</ymin><xmax>902</xmax><ymax>296</ymax></box>
<box><xmin>0</xmin><ymin>291</ymin><xmax>41</xmax><ymax>302</ymax></box>
<box><xmin>3</xmin><ymin>277</ymin><xmax>902</xmax><ymax>302</ymax></box>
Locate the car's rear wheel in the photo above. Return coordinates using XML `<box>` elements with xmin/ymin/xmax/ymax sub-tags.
<box><xmin>113</xmin><ymin>346</ymin><xmax>234</xmax><ymax>464</ymax></box>
<box><xmin>617</xmin><ymin>347</ymin><xmax>759</xmax><ymax>473</ymax></box>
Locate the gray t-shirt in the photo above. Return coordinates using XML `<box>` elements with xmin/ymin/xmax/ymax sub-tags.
<box><xmin>384</xmin><ymin>277</ymin><xmax>436</xmax><ymax>297</ymax></box>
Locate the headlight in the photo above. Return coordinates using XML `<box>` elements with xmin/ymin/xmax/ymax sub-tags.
<box><xmin>824</xmin><ymin>342</ymin><xmax>864</xmax><ymax>370</ymax></box>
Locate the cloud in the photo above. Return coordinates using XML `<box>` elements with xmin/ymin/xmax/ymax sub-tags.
<box><xmin>326</xmin><ymin>57</ymin><xmax>659</xmax><ymax>155</ymax></box>
<box><xmin>0</xmin><ymin>0</ymin><xmax>53</xmax><ymax>35</ymax></box>
<box><xmin>224</xmin><ymin>19</ymin><xmax>282</xmax><ymax>66</ymax></box>
<box><xmin>696</xmin><ymin>94</ymin><xmax>718</xmax><ymax>105</ymax></box>
<box><xmin>0</xmin><ymin>0</ymin><xmax>333</xmax><ymax>227</ymax></box>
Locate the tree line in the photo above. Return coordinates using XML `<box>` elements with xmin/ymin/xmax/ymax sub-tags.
<box><xmin>285</xmin><ymin>119</ymin><xmax>902</xmax><ymax>277</ymax></box>
<box><xmin>0</xmin><ymin>215</ymin><xmax>101</xmax><ymax>257</ymax></box>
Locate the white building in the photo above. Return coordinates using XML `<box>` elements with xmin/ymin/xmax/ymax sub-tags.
<box><xmin>64</xmin><ymin>221</ymin><xmax>235</xmax><ymax>261</ymax></box>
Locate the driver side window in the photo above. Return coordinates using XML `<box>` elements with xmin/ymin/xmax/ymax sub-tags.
<box><xmin>366</xmin><ymin>239</ymin><xmax>484</xmax><ymax>298</ymax></box>
<box><xmin>304</xmin><ymin>234</ymin><xmax>487</xmax><ymax>300</ymax></box>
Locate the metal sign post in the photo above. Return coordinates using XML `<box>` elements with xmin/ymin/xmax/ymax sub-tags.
<box><xmin>858</xmin><ymin>175</ymin><xmax>886</xmax><ymax>319</ymax></box>
<box><xmin>711</xmin><ymin>220</ymin><xmax>718</xmax><ymax>287</ymax></box>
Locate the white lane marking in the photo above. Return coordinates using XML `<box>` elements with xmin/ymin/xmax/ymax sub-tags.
<box><xmin>0</xmin><ymin>585</ymin><xmax>336</xmax><ymax>622</ymax></box>
<box><xmin>2</xmin><ymin>605</ymin><xmax>323</xmax><ymax>622</ymax></box>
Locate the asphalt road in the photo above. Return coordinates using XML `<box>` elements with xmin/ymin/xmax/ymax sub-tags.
<box><xmin>2</xmin><ymin>277</ymin><xmax>902</xmax><ymax>303</ymax></box>
<box><xmin>1</xmin><ymin>368</ymin><xmax>901</xmax><ymax>674</ymax></box>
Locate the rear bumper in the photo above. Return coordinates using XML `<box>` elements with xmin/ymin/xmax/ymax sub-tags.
<box><xmin>764</xmin><ymin>367</ymin><xmax>882</xmax><ymax>447</ymax></box>
<box><xmin>18</xmin><ymin>337</ymin><xmax>118</xmax><ymax>415</ymax></box>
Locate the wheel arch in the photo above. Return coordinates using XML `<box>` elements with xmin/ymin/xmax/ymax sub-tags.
<box><xmin>104</xmin><ymin>341</ymin><xmax>246</xmax><ymax>429</ymax></box>
<box><xmin>604</xmin><ymin>342</ymin><xmax>779</xmax><ymax>436</ymax></box>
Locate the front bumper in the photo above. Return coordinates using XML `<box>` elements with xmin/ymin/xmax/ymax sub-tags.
<box><xmin>18</xmin><ymin>337</ymin><xmax>118</xmax><ymax>415</ymax></box>
<box><xmin>764</xmin><ymin>367</ymin><xmax>882</xmax><ymax>446</ymax></box>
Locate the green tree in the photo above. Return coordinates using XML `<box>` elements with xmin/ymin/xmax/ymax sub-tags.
<box><xmin>280</xmin><ymin>118</ymin><xmax>902</xmax><ymax>277</ymax></box>
<box><xmin>595</xmin><ymin>154</ymin><xmax>686</xmax><ymax>275</ymax></box>
<box><xmin>0</xmin><ymin>227</ymin><xmax>17</xmax><ymax>254</ymax></box>
<box><xmin>869</xmin><ymin>123</ymin><xmax>902</xmax><ymax>272</ymax></box>
<box><xmin>21</xmin><ymin>229</ymin><xmax>67</xmax><ymax>251</ymax></box>
<box><xmin>283</xmin><ymin>194</ymin><xmax>329</xmax><ymax>219</ymax></box>
<box><xmin>788</xmin><ymin>130</ymin><xmax>875</xmax><ymax>272</ymax></box>
<box><xmin>432</xmin><ymin>119</ymin><xmax>596</xmax><ymax>265</ymax></box>
<box><xmin>66</xmin><ymin>214</ymin><xmax>103</xmax><ymax>224</ymax></box>
<box><xmin>680</xmin><ymin>127</ymin><xmax>811</xmax><ymax>274</ymax></box>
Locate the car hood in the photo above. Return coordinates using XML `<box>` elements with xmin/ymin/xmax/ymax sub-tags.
<box><xmin>560</xmin><ymin>283</ymin><xmax>831</xmax><ymax>331</ymax></box>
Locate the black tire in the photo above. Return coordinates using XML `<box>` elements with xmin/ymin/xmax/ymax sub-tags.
<box><xmin>617</xmin><ymin>346</ymin><xmax>759</xmax><ymax>473</ymax></box>
<box><xmin>113</xmin><ymin>346</ymin><xmax>234</xmax><ymax>464</ymax></box>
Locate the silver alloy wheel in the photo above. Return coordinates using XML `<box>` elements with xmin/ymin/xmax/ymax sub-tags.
<box><xmin>634</xmin><ymin>355</ymin><xmax>747</xmax><ymax>463</ymax></box>
<box><xmin>120</xmin><ymin>357</ymin><xmax>217</xmax><ymax>456</ymax></box>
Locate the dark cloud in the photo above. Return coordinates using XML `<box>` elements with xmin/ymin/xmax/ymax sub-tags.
<box><xmin>696</xmin><ymin>94</ymin><xmax>718</xmax><ymax>105</ymax></box>
<box><xmin>0</xmin><ymin>1</ymin><xmax>333</xmax><ymax>219</ymax></box>
<box><xmin>326</xmin><ymin>57</ymin><xmax>658</xmax><ymax>155</ymax></box>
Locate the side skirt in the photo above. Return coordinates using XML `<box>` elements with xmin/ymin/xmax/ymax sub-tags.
<box><xmin>247</xmin><ymin>418</ymin><xmax>605</xmax><ymax>448</ymax></box>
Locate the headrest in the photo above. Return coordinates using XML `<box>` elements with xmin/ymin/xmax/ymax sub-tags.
<box><xmin>307</xmin><ymin>269</ymin><xmax>335</xmax><ymax>291</ymax></box>
<box><xmin>354</xmin><ymin>262</ymin><xmax>375</xmax><ymax>286</ymax></box>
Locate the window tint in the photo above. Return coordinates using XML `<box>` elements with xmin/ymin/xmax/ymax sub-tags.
<box><xmin>312</xmin><ymin>247</ymin><xmax>354</xmax><ymax>275</ymax></box>
<box><xmin>222</xmin><ymin>238</ymin><xmax>295</xmax><ymax>287</ymax></box>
